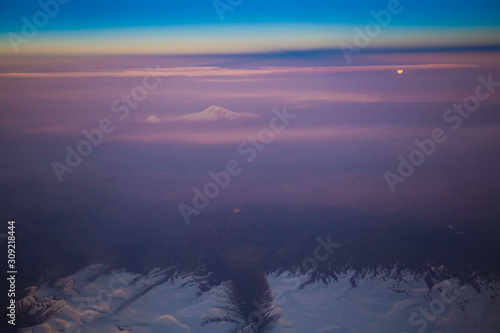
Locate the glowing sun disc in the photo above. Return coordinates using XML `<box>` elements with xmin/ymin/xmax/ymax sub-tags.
<box><xmin>397</xmin><ymin>70</ymin><xmax>404</xmax><ymax>74</ymax></box>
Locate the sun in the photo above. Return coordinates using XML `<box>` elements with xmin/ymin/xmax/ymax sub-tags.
<box><xmin>397</xmin><ymin>70</ymin><xmax>404</xmax><ymax>74</ymax></box>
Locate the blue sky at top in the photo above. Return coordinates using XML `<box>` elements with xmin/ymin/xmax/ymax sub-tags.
<box><xmin>1</xmin><ymin>0</ymin><xmax>499</xmax><ymax>32</ymax></box>
<box><xmin>0</xmin><ymin>0</ymin><xmax>499</xmax><ymax>54</ymax></box>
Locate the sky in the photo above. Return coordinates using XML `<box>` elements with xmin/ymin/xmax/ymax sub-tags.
<box><xmin>1</xmin><ymin>51</ymin><xmax>499</xmax><ymax>223</ymax></box>
<box><xmin>0</xmin><ymin>0</ymin><xmax>499</xmax><ymax>54</ymax></box>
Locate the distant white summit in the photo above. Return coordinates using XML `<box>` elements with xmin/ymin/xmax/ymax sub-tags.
<box><xmin>143</xmin><ymin>115</ymin><xmax>162</xmax><ymax>124</ymax></box>
<box><xmin>183</xmin><ymin>105</ymin><xmax>260</xmax><ymax>122</ymax></box>
<box><xmin>144</xmin><ymin>105</ymin><xmax>259</xmax><ymax>123</ymax></box>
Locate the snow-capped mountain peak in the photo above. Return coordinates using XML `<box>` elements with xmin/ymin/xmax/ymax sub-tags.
<box><xmin>143</xmin><ymin>106</ymin><xmax>260</xmax><ymax>123</ymax></box>
<box><xmin>143</xmin><ymin>115</ymin><xmax>162</xmax><ymax>124</ymax></box>
<box><xmin>196</xmin><ymin>105</ymin><xmax>258</xmax><ymax>121</ymax></box>
<box><xmin>202</xmin><ymin>105</ymin><xmax>233</xmax><ymax>117</ymax></box>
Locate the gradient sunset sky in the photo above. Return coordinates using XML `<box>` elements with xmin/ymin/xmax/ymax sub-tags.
<box><xmin>1</xmin><ymin>0</ymin><xmax>499</xmax><ymax>222</ymax></box>
<box><xmin>1</xmin><ymin>0</ymin><xmax>499</xmax><ymax>55</ymax></box>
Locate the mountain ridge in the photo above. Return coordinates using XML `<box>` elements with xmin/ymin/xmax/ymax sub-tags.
<box><xmin>144</xmin><ymin>105</ymin><xmax>260</xmax><ymax>124</ymax></box>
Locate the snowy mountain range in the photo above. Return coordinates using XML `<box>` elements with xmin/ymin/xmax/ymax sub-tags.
<box><xmin>15</xmin><ymin>264</ymin><xmax>500</xmax><ymax>332</ymax></box>
<box><xmin>144</xmin><ymin>105</ymin><xmax>260</xmax><ymax>124</ymax></box>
